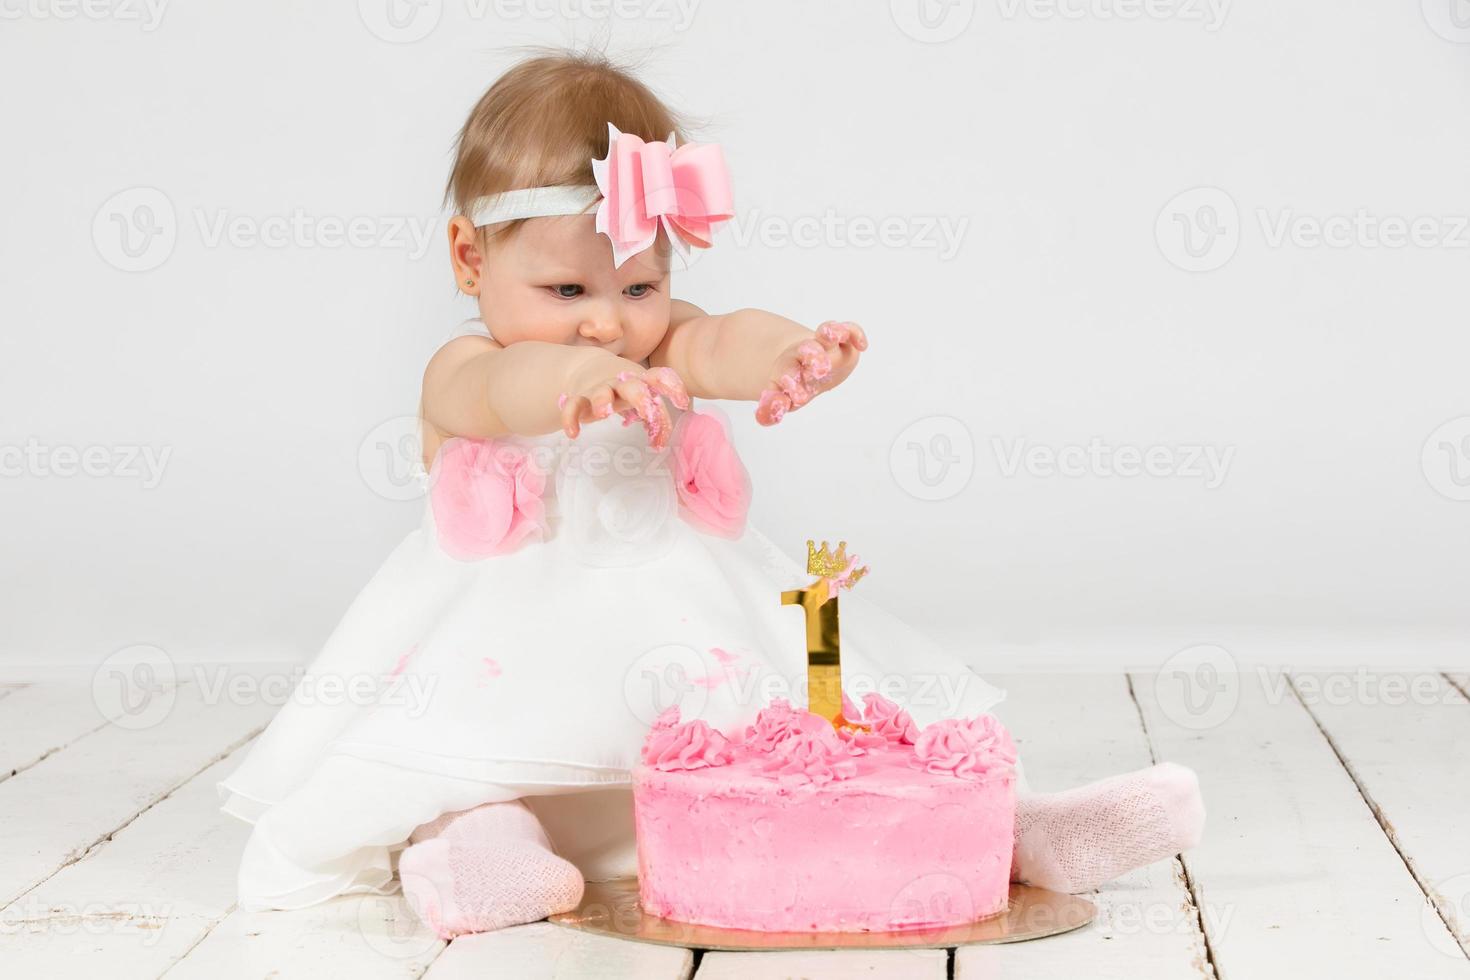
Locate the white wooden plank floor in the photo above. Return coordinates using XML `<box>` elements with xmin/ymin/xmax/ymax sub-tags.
<box><xmin>2</xmin><ymin>672</ymin><xmax>1466</xmax><ymax>979</ymax></box>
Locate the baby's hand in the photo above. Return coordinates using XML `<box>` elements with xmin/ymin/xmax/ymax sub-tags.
<box><xmin>755</xmin><ymin>320</ymin><xmax>869</xmax><ymax>426</ymax></box>
<box><xmin>558</xmin><ymin>365</ymin><xmax>691</xmax><ymax>450</ymax></box>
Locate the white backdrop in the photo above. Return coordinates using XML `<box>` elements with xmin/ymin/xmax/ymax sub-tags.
<box><xmin>2</xmin><ymin>1</ymin><xmax>1468</xmax><ymax>674</ymax></box>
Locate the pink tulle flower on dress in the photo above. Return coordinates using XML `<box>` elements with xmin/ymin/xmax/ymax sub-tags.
<box><xmin>429</xmin><ymin>437</ymin><xmax>548</xmax><ymax>560</ymax></box>
<box><xmin>909</xmin><ymin>714</ymin><xmax>1017</xmax><ymax>781</ymax></box>
<box><xmin>670</xmin><ymin>409</ymin><xmax>751</xmax><ymax>539</ymax></box>
<box><xmin>640</xmin><ymin>706</ymin><xmax>736</xmax><ymax>771</ymax></box>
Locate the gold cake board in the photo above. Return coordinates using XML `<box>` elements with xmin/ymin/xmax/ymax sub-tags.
<box><xmin>549</xmin><ymin>878</ymin><xmax>1096</xmax><ymax>951</ymax></box>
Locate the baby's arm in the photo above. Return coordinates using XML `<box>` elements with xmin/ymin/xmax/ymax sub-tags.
<box><xmin>421</xmin><ymin>337</ymin><xmax>687</xmax><ymax>451</ymax></box>
<box><xmin>652</xmin><ymin>302</ymin><xmax>867</xmax><ymax>425</ymax></box>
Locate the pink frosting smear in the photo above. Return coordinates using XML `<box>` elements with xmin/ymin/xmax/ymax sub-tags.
<box><xmin>633</xmin><ymin>697</ymin><xmax>1017</xmax><ymax>933</ymax></box>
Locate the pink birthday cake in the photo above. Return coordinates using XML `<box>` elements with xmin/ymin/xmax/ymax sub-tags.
<box><xmin>631</xmin><ymin>693</ymin><xmax>1017</xmax><ymax>933</ymax></box>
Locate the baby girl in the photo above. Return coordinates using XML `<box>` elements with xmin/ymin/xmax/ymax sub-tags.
<box><xmin>220</xmin><ymin>50</ymin><xmax>1204</xmax><ymax>939</ymax></box>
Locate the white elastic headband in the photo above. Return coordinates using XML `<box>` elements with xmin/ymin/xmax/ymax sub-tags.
<box><xmin>468</xmin><ymin>185</ymin><xmax>600</xmax><ymax>227</ymax></box>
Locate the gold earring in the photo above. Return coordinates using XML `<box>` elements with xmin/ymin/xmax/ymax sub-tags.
<box><xmin>464</xmin><ymin>278</ymin><xmax>475</xmax><ymax>287</ymax></box>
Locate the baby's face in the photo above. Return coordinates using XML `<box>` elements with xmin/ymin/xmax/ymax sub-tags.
<box><xmin>475</xmin><ymin>215</ymin><xmax>672</xmax><ymax>364</ymax></box>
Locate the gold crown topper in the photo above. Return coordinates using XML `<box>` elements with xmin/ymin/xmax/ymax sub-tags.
<box><xmin>805</xmin><ymin>539</ymin><xmax>869</xmax><ymax>588</ymax></box>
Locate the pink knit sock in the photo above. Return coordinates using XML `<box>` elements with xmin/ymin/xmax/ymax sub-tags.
<box><xmin>398</xmin><ymin>799</ymin><xmax>585</xmax><ymax>938</ymax></box>
<box><xmin>1010</xmin><ymin>762</ymin><xmax>1205</xmax><ymax>893</ymax></box>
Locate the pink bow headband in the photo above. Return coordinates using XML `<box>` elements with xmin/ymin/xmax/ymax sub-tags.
<box><xmin>467</xmin><ymin>122</ymin><xmax>735</xmax><ymax>269</ymax></box>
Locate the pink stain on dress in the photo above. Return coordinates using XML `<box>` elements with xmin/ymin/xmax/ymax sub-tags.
<box><xmin>709</xmin><ymin>647</ymin><xmax>741</xmax><ymax>665</ymax></box>
<box><xmin>389</xmin><ymin>645</ymin><xmax>419</xmax><ymax>678</ymax></box>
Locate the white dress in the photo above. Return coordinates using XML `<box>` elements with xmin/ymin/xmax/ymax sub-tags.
<box><xmin>220</xmin><ymin>322</ymin><xmax>1012</xmax><ymax>910</ymax></box>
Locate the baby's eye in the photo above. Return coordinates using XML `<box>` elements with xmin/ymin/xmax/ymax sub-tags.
<box><xmin>552</xmin><ymin>284</ymin><xmax>583</xmax><ymax>299</ymax></box>
<box><xmin>625</xmin><ymin>283</ymin><xmax>655</xmax><ymax>299</ymax></box>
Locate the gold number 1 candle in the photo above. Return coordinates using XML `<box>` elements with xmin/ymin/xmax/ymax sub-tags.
<box><xmin>781</xmin><ymin>539</ymin><xmax>870</xmax><ymax>728</ymax></box>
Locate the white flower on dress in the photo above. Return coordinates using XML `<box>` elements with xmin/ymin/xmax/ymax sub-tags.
<box><xmin>554</xmin><ymin>419</ymin><xmax>679</xmax><ymax>567</ymax></box>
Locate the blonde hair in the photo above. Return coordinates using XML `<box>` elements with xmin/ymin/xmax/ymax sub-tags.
<box><xmin>447</xmin><ymin>50</ymin><xmax>687</xmax><ymax>242</ymax></box>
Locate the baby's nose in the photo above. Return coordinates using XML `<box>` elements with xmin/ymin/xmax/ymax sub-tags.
<box><xmin>579</xmin><ymin>314</ymin><xmax>623</xmax><ymax>344</ymax></box>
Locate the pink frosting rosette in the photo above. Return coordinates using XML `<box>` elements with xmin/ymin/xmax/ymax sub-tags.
<box><xmin>740</xmin><ymin>697</ymin><xmax>803</xmax><ymax>751</ymax></box>
<box><xmin>430</xmin><ymin>437</ymin><xmax>548</xmax><ymax>560</ymax></box>
<box><xmin>842</xmin><ymin>692</ymin><xmax>921</xmax><ymax>745</ymax></box>
<box><xmin>758</xmin><ymin>720</ymin><xmax>858</xmax><ymax>787</ymax></box>
<box><xmin>740</xmin><ymin>700</ymin><xmax>860</xmax><ymax>786</ymax></box>
<box><xmin>640</xmin><ymin>706</ymin><xmax>735</xmax><ymax>771</ymax></box>
<box><xmin>670</xmin><ymin>408</ymin><xmax>751</xmax><ymax>539</ymax></box>
<box><xmin>908</xmin><ymin>714</ymin><xmax>1017</xmax><ymax>781</ymax></box>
